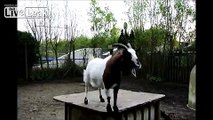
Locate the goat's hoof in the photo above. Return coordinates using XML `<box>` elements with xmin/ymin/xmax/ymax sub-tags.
<box><xmin>84</xmin><ymin>97</ymin><xmax>88</xmax><ymax>105</ymax></box>
<box><xmin>113</xmin><ymin>106</ymin><xmax>119</xmax><ymax>112</ymax></box>
<box><xmin>100</xmin><ymin>97</ymin><xmax>105</xmax><ymax>102</ymax></box>
<box><xmin>106</xmin><ymin>104</ymin><xmax>112</xmax><ymax>113</ymax></box>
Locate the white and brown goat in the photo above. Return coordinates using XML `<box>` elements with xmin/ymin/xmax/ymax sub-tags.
<box><xmin>83</xmin><ymin>43</ymin><xmax>141</xmax><ymax>112</ymax></box>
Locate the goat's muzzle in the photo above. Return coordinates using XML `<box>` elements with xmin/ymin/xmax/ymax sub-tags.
<box><xmin>131</xmin><ymin>60</ymin><xmax>141</xmax><ymax>77</ymax></box>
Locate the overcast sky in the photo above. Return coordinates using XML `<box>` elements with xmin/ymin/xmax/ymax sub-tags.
<box><xmin>17</xmin><ymin>0</ymin><xmax>131</xmax><ymax>38</ymax></box>
<box><xmin>17</xmin><ymin>0</ymin><xmax>195</xmax><ymax>39</ymax></box>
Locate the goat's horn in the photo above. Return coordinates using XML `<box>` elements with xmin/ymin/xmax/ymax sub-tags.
<box><xmin>127</xmin><ymin>43</ymin><xmax>132</xmax><ymax>48</ymax></box>
<box><xmin>112</xmin><ymin>43</ymin><xmax>128</xmax><ymax>50</ymax></box>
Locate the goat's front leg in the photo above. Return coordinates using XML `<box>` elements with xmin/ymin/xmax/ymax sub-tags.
<box><xmin>105</xmin><ymin>89</ymin><xmax>112</xmax><ymax>112</ymax></box>
<box><xmin>113</xmin><ymin>86</ymin><xmax>119</xmax><ymax>112</ymax></box>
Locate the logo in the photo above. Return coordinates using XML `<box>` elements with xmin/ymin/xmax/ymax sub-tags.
<box><xmin>4</xmin><ymin>4</ymin><xmax>48</xmax><ymax>19</ymax></box>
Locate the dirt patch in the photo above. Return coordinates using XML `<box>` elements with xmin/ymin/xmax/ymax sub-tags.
<box><xmin>18</xmin><ymin>77</ymin><xmax>195</xmax><ymax>120</ymax></box>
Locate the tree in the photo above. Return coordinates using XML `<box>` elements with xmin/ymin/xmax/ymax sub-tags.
<box><xmin>157</xmin><ymin>0</ymin><xmax>195</xmax><ymax>52</ymax></box>
<box><xmin>74</xmin><ymin>35</ymin><xmax>91</xmax><ymax>49</ymax></box>
<box><xmin>88</xmin><ymin>0</ymin><xmax>102</xmax><ymax>35</ymax></box>
<box><xmin>173</xmin><ymin>0</ymin><xmax>195</xmax><ymax>46</ymax></box>
<box><xmin>123</xmin><ymin>22</ymin><xmax>129</xmax><ymax>40</ymax></box>
<box><xmin>26</xmin><ymin>18</ymin><xmax>44</xmax><ymax>69</ymax></box>
<box><xmin>101</xmin><ymin>6</ymin><xmax>117</xmax><ymax>37</ymax></box>
<box><xmin>129</xmin><ymin>29</ymin><xmax>135</xmax><ymax>48</ymax></box>
<box><xmin>64</xmin><ymin>1</ymin><xmax>78</xmax><ymax>63</ymax></box>
<box><xmin>88</xmin><ymin>0</ymin><xmax>115</xmax><ymax>34</ymax></box>
<box><xmin>17</xmin><ymin>31</ymin><xmax>39</xmax><ymax>80</ymax></box>
<box><xmin>134</xmin><ymin>27</ymin><xmax>166</xmax><ymax>53</ymax></box>
<box><xmin>63</xmin><ymin>1</ymin><xmax>79</xmax><ymax>77</ymax></box>
<box><xmin>88</xmin><ymin>0</ymin><xmax>118</xmax><ymax>56</ymax></box>
<box><xmin>109</xmin><ymin>25</ymin><xmax>120</xmax><ymax>44</ymax></box>
<box><xmin>88</xmin><ymin>0</ymin><xmax>117</xmax><ymax>36</ymax></box>
<box><xmin>118</xmin><ymin>22</ymin><xmax>129</xmax><ymax>45</ymax></box>
<box><xmin>26</xmin><ymin>0</ymin><xmax>57</xmax><ymax>69</ymax></box>
<box><xmin>124</xmin><ymin>0</ymin><xmax>148</xmax><ymax>31</ymax></box>
<box><xmin>50</xmin><ymin>25</ymin><xmax>62</xmax><ymax>69</ymax></box>
<box><xmin>46</xmin><ymin>6</ymin><xmax>63</xmax><ymax>69</ymax></box>
<box><xmin>124</xmin><ymin>0</ymin><xmax>195</xmax><ymax>52</ymax></box>
<box><xmin>43</xmin><ymin>1</ymin><xmax>57</xmax><ymax>68</ymax></box>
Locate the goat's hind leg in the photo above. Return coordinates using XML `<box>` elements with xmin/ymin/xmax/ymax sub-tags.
<box><xmin>84</xmin><ymin>83</ymin><xmax>89</xmax><ymax>104</ymax></box>
<box><xmin>99</xmin><ymin>88</ymin><xmax>105</xmax><ymax>102</ymax></box>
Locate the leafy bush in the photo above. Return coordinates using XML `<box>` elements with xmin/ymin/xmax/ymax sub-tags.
<box><xmin>17</xmin><ymin>31</ymin><xmax>39</xmax><ymax>80</ymax></box>
<box><xmin>146</xmin><ymin>74</ymin><xmax>163</xmax><ymax>83</ymax></box>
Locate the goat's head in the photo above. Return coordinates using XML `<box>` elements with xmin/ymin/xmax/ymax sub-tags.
<box><xmin>112</xmin><ymin>43</ymin><xmax>141</xmax><ymax>77</ymax></box>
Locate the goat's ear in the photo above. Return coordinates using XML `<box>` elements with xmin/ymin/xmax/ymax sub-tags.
<box><xmin>118</xmin><ymin>50</ymin><xmax>124</xmax><ymax>56</ymax></box>
<box><xmin>113</xmin><ymin>50</ymin><xmax>123</xmax><ymax>59</ymax></box>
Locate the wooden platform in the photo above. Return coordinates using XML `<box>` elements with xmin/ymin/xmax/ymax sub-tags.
<box><xmin>53</xmin><ymin>89</ymin><xmax>165</xmax><ymax>120</ymax></box>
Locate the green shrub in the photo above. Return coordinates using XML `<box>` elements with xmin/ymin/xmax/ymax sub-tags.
<box><xmin>146</xmin><ymin>74</ymin><xmax>163</xmax><ymax>83</ymax></box>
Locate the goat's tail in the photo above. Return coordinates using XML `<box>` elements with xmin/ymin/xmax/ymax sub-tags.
<box><xmin>83</xmin><ymin>69</ymin><xmax>87</xmax><ymax>83</ymax></box>
<box><xmin>83</xmin><ymin>54</ymin><xmax>95</xmax><ymax>83</ymax></box>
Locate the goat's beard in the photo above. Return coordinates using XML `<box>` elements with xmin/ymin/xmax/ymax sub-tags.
<box><xmin>131</xmin><ymin>69</ymin><xmax>137</xmax><ymax>77</ymax></box>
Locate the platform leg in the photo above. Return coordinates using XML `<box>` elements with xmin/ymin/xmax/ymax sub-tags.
<box><xmin>65</xmin><ymin>103</ymin><xmax>72</xmax><ymax>120</ymax></box>
<box><xmin>154</xmin><ymin>101</ymin><xmax>160</xmax><ymax>120</ymax></box>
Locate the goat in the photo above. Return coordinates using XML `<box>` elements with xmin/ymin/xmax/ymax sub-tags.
<box><xmin>83</xmin><ymin>43</ymin><xmax>141</xmax><ymax>112</ymax></box>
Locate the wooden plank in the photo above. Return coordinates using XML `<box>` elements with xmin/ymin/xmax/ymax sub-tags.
<box><xmin>54</xmin><ymin>89</ymin><xmax>165</xmax><ymax>114</ymax></box>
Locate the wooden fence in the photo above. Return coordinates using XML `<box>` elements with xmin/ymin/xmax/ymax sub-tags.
<box><xmin>139</xmin><ymin>51</ymin><xmax>196</xmax><ymax>84</ymax></box>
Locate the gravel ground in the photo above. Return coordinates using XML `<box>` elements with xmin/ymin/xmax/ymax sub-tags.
<box><xmin>17</xmin><ymin>77</ymin><xmax>195</xmax><ymax>120</ymax></box>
